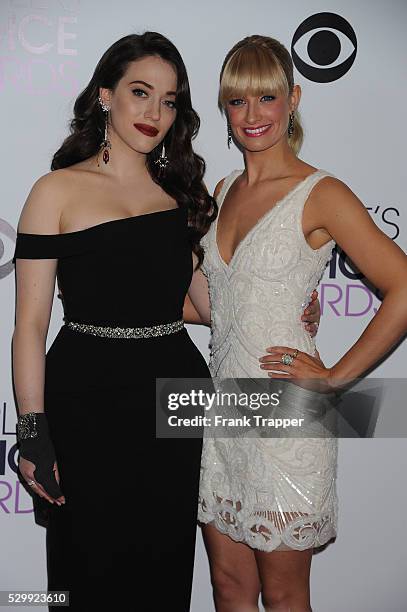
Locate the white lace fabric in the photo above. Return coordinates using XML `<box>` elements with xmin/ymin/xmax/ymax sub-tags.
<box><xmin>198</xmin><ymin>169</ymin><xmax>338</xmax><ymax>552</ymax></box>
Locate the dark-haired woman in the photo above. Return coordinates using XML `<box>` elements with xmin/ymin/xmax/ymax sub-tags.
<box><xmin>12</xmin><ymin>32</ymin><xmax>214</xmax><ymax>611</ymax></box>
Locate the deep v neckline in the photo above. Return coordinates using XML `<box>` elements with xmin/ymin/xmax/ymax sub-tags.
<box><xmin>214</xmin><ymin>169</ymin><xmax>320</xmax><ymax>269</ymax></box>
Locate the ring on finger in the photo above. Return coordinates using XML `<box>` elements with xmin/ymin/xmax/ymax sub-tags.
<box><xmin>292</xmin><ymin>349</ymin><xmax>299</xmax><ymax>359</ymax></box>
<box><xmin>27</xmin><ymin>480</ymin><xmax>35</xmax><ymax>487</ymax></box>
<box><xmin>281</xmin><ymin>353</ymin><xmax>294</xmax><ymax>366</ymax></box>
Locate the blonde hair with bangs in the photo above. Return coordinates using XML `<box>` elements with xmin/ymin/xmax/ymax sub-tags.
<box><xmin>219</xmin><ymin>35</ymin><xmax>303</xmax><ymax>155</ymax></box>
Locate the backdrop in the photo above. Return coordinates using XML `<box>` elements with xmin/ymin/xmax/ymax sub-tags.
<box><xmin>1</xmin><ymin>1</ymin><xmax>406</xmax><ymax>610</ymax></box>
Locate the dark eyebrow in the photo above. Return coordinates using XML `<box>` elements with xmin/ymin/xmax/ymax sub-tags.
<box><xmin>129</xmin><ymin>80</ymin><xmax>153</xmax><ymax>89</ymax></box>
<box><xmin>129</xmin><ymin>80</ymin><xmax>176</xmax><ymax>96</ymax></box>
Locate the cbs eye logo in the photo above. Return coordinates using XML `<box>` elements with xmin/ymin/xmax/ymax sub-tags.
<box><xmin>0</xmin><ymin>219</ymin><xmax>16</xmax><ymax>280</ymax></box>
<box><xmin>291</xmin><ymin>12</ymin><xmax>357</xmax><ymax>83</ymax></box>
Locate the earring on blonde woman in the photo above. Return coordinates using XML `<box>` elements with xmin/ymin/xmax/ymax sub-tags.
<box><xmin>227</xmin><ymin>122</ymin><xmax>233</xmax><ymax>148</ymax></box>
<box><xmin>288</xmin><ymin>111</ymin><xmax>294</xmax><ymax>138</ymax></box>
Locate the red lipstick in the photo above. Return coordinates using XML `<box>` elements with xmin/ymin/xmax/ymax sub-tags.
<box><xmin>134</xmin><ymin>123</ymin><xmax>159</xmax><ymax>137</ymax></box>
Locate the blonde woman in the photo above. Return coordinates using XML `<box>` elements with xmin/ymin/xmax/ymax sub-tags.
<box><xmin>188</xmin><ymin>36</ymin><xmax>407</xmax><ymax>611</ymax></box>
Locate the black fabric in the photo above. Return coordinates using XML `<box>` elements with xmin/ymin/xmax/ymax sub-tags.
<box><xmin>17</xmin><ymin>413</ymin><xmax>63</xmax><ymax>499</ymax></box>
<box><xmin>14</xmin><ymin>207</ymin><xmax>209</xmax><ymax>611</ymax></box>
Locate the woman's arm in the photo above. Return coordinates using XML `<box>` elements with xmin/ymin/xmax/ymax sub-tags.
<box><xmin>13</xmin><ymin>259</ymin><xmax>57</xmax><ymax>413</ymax></box>
<box><xmin>13</xmin><ymin>174</ymin><xmax>65</xmax><ymax>504</ymax></box>
<box><xmin>316</xmin><ymin>178</ymin><xmax>407</xmax><ymax>381</ymax></box>
<box><xmin>13</xmin><ymin>175</ymin><xmax>63</xmax><ymax>413</ymax></box>
<box><xmin>261</xmin><ymin>177</ymin><xmax>407</xmax><ymax>385</ymax></box>
<box><xmin>183</xmin><ymin>292</ymin><xmax>206</xmax><ymax>325</ymax></box>
<box><xmin>185</xmin><ymin>253</ymin><xmax>211</xmax><ymax>326</ymax></box>
<box><xmin>184</xmin><ymin>179</ymin><xmax>226</xmax><ymax>326</ymax></box>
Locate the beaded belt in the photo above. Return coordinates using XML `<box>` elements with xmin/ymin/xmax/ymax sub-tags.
<box><xmin>65</xmin><ymin>319</ymin><xmax>184</xmax><ymax>339</ymax></box>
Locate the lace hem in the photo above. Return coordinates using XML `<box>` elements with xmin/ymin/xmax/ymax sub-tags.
<box><xmin>198</xmin><ymin>497</ymin><xmax>336</xmax><ymax>552</ymax></box>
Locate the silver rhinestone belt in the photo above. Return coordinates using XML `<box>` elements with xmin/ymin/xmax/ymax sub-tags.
<box><xmin>65</xmin><ymin>319</ymin><xmax>184</xmax><ymax>339</ymax></box>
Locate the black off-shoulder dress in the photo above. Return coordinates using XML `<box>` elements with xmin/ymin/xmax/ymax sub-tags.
<box><xmin>13</xmin><ymin>207</ymin><xmax>209</xmax><ymax>611</ymax></box>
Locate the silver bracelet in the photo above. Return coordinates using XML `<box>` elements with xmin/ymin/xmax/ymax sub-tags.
<box><xmin>16</xmin><ymin>412</ymin><xmax>41</xmax><ymax>441</ymax></box>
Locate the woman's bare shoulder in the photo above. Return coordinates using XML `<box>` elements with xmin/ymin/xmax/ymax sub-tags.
<box><xmin>312</xmin><ymin>174</ymin><xmax>359</xmax><ymax>205</ymax></box>
<box><xmin>18</xmin><ymin>169</ymin><xmax>79</xmax><ymax>234</ymax></box>
<box><xmin>309</xmin><ymin>174</ymin><xmax>371</xmax><ymax>229</ymax></box>
<box><xmin>213</xmin><ymin>177</ymin><xmax>226</xmax><ymax>199</ymax></box>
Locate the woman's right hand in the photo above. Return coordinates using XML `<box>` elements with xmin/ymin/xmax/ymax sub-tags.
<box><xmin>19</xmin><ymin>456</ymin><xmax>65</xmax><ymax>506</ymax></box>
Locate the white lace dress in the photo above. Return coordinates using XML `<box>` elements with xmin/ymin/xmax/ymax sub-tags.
<box><xmin>198</xmin><ymin>169</ymin><xmax>338</xmax><ymax>552</ymax></box>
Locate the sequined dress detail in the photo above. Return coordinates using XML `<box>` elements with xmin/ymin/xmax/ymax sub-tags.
<box><xmin>198</xmin><ymin>169</ymin><xmax>338</xmax><ymax>552</ymax></box>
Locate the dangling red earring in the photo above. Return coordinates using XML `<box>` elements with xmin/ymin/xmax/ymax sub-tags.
<box><xmin>98</xmin><ymin>96</ymin><xmax>111</xmax><ymax>165</ymax></box>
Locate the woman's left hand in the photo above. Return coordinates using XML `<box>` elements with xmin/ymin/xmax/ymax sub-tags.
<box><xmin>259</xmin><ymin>345</ymin><xmax>333</xmax><ymax>393</ymax></box>
<box><xmin>301</xmin><ymin>290</ymin><xmax>320</xmax><ymax>337</ymax></box>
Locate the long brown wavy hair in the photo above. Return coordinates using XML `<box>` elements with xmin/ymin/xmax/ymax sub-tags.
<box><xmin>51</xmin><ymin>32</ymin><xmax>217</xmax><ymax>267</ymax></box>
